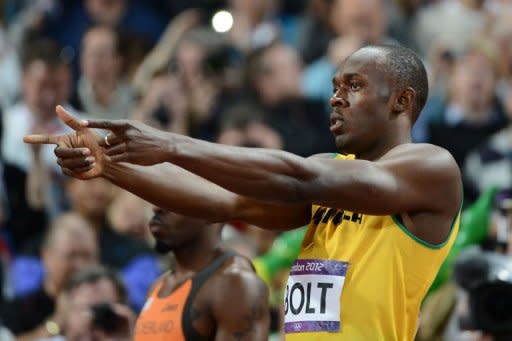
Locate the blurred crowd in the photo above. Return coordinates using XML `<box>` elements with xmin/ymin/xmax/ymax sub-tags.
<box><xmin>0</xmin><ymin>0</ymin><xmax>511</xmax><ymax>340</ymax></box>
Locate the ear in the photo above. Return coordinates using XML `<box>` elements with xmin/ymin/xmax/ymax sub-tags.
<box><xmin>392</xmin><ymin>88</ymin><xmax>415</xmax><ymax>114</ymax></box>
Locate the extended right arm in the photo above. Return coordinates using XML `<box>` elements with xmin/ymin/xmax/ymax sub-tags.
<box><xmin>101</xmin><ymin>161</ymin><xmax>310</xmax><ymax>231</ymax></box>
<box><xmin>23</xmin><ymin>106</ymin><xmax>309</xmax><ymax>231</ymax></box>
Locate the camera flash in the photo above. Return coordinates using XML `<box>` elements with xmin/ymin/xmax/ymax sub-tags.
<box><xmin>212</xmin><ymin>10</ymin><xmax>233</xmax><ymax>33</ymax></box>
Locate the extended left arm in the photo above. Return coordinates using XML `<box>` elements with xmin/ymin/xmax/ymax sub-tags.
<box><xmin>166</xmin><ymin>135</ymin><xmax>458</xmax><ymax>215</ymax></box>
<box><xmin>87</xmin><ymin>120</ymin><xmax>460</xmax><ymax>215</ymax></box>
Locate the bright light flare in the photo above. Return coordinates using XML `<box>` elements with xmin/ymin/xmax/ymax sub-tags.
<box><xmin>212</xmin><ymin>10</ymin><xmax>233</xmax><ymax>33</ymax></box>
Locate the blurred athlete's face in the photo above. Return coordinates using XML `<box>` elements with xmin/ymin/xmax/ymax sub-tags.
<box><xmin>148</xmin><ymin>207</ymin><xmax>209</xmax><ymax>254</ymax></box>
<box><xmin>330</xmin><ymin>47</ymin><xmax>394</xmax><ymax>157</ymax></box>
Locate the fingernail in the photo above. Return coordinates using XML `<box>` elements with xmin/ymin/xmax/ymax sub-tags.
<box><xmin>86</xmin><ymin>157</ymin><xmax>96</xmax><ymax>163</ymax></box>
<box><xmin>82</xmin><ymin>149</ymin><xmax>91</xmax><ymax>156</ymax></box>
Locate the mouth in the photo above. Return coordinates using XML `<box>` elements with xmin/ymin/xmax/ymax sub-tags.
<box><xmin>330</xmin><ymin>113</ymin><xmax>344</xmax><ymax>134</ymax></box>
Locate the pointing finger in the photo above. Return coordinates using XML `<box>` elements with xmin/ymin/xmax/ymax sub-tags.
<box><xmin>56</xmin><ymin>105</ymin><xmax>85</xmax><ymax>131</ymax></box>
<box><xmin>83</xmin><ymin>119</ymin><xmax>128</xmax><ymax>131</ymax></box>
<box><xmin>23</xmin><ymin>134</ymin><xmax>61</xmax><ymax>145</ymax></box>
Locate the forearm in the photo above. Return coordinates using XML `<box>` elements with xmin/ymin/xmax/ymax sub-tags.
<box><xmin>168</xmin><ymin>134</ymin><xmax>318</xmax><ymax>204</ymax></box>
<box><xmin>102</xmin><ymin>162</ymin><xmax>240</xmax><ymax>222</ymax></box>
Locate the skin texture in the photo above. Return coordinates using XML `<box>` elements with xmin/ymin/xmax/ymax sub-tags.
<box><xmin>24</xmin><ymin>46</ymin><xmax>462</xmax><ymax>244</ymax></box>
<box><xmin>141</xmin><ymin>207</ymin><xmax>269</xmax><ymax>340</ymax></box>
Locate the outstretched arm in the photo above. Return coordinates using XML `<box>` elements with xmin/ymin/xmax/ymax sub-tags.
<box><xmin>23</xmin><ymin>107</ymin><xmax>309</xmax><ymax>231</ymax></box>
<box><xmin>101</xmin><ymin>162</ymin><xmax>310</xmax><ymax>230</ymax></box>
<box><xmin>86</xmin><ymin>119</ymin><xmax>461</xmax><ymax>216</ymax></box>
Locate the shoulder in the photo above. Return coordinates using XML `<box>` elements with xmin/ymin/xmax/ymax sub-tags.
<box><xmin>209</xmin><ymin>255</ymin><xmax>267</xmax><ymax>303</ymax></box>
<box><xmin>384</xmin><ymin>143</ymin><xmax>462</xmax><ymax>209</ymax></box>
<box><xmin>207</xmin><ymin>255</ymin><xmax>269</xmax><ymax>324</ymax></box>
<box><xmin>381</xmin><ymin>143</ymin><xmax>462</xmax><ymax>194</ymax></box>
<box><xmin>146</xmin><ymin>271</ymin><xmax>171</xmax><ymax>297</ymax></box>
<box><xmin>382</xmin><ymin>143</ymin><xmax>460</xmax><ymax>176</ymax></box>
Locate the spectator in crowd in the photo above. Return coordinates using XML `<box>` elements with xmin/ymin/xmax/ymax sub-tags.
<box><xmin>42</xmin><ymin>0</ymin><xmax>166</xmax><ymax>75</ymax></box>
<box><xmin>130</xmin><ymin>9</ymin><xmax>200</xmax><ymax>95</ymax></box>
<box><xmin>302</xmin><ymin>0</ymin><xmax>394</xmax><ymax>107</ymax></box>
<box><xmin>414</xmin><ymin>0</ymin><xmax>490</xmax><ymax>57</ymax></box>
<box><xmin>0</xmin><ymin>213</ymin><xmax>98</xmax><ymax>339</ymax></box>
<box><xmin>297</xmin><ymin>0</ymin><xmax>337</xmax><ymax>65</ymax></box>
<box><xmin>464</xmin><ymin>85</ymin><xmax>512</xmax><ymax>202</ymax></box>
<box><xmin>246</xmin><ymin>43</ymin><xmax>335</xmax><ymax>156</ymax></box>
<box><xmin>1</xmin><ymin>38</ymin><xmax>72</xmax><ymax>173</ymax></box>
<box><xmin>2</xmin><ymin>38</ymin><xmax>75</xmax><ymax>223</ymax></box>
<box><xmin>107</xmin><ymin>190</ymin><xmax>151</xmax><ymax>242</ymax></box>
<box><xmin>70</xmin><ymin>25</ymin><xmax>134</xmax><ymax>119</ymax></box>
<box><xmin>0</xmin><ymin>121</ymin><xmax>47</xmax><ymax>255</ymax></box>
<box><xmin>50</xmin><ymin>266</ymin><xmax>133</xmax><ymax>341</ymax></box>
<box><xmin>65</xmin><ymin>177</ymin><xmax>160</xmax><ymax>311</ymax></box>
<box><xmin>226</xmin><ymin>0</ymin><xmax>281</xmax><ymax>51</ymax></box>
<box><xmin>132</xmin><ymin>74</ymin><xmax>189</xmax><ymax>135</ymax></box>
<box><xmin>425</xmin><ymin>47</ymin><xmax>507</xmax><ymax>176</ymax></box>
<box><xmin>216</xmin><ymin>103</ymin><xmax>283</xmax><ymax>150</ymax></box>
<box><xmin>0</xmin><ymin>21</ymin><xmax>21</xmax><ymax>111</ymax></box>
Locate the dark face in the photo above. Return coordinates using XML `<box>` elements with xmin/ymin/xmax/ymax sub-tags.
<box><xmin>329</xmin><ymin>48</ymin><xmax>393</xmax><ymax>156</ymax></box>
<box><xmin>148</xmin><ymin>207</ymin><xmax>209</xmax><ymax>254</ymax></box>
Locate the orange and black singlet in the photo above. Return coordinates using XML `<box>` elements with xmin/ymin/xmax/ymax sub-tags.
<box><xmin>134</xmin><ymin>252</ymin><xmax>235</xmax><ymax>341</ymax></box>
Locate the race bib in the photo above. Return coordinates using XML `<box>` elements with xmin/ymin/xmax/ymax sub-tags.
<box><xmin>284</xmin><ymin>259</ymin><xmax>348</xmax><ymax>333</ymax></box>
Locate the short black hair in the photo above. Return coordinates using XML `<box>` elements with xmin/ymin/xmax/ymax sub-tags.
<box><xmin>367</xmin><ymin>44</ymin><xmax>429</xmax><ymax>121</ymax></box>
<box><xmin>20</xmin><ymin>38</ymin><xmax>68</xmax><ymax>71</ymax></box>
<box><xmin>66</xmin><ymin>266</ymin><xmax>127</xmax><ymax>304</ymax></box>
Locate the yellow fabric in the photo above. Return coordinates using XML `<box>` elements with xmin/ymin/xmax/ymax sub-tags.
<box><xmin>286</xmin><ymin>154</ymin><xmax>460</xmax><ymax>341</ymax></box>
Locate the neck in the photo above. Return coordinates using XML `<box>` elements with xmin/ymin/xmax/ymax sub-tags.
<box><xmin>173</xmin><ymin>238</ymin><xmax>219</xmax><ymax>276</ymax></box>
<box><xmin>358</xmin><ymin>121</ymin><xmax>412</xmax><ymax>161</ymax></box>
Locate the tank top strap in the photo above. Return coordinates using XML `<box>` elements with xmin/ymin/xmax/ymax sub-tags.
<box><xmin>148</xmin><ymin>272</ymin><xmax>169</xmax><ymax>298</ymax></box>
<box><xmin>182</xmin><ymin>251</ymin><xmax>237</xmax><ymax>341</ymax></box>
<box><xmin>192</xmin><ymin>250</ymin><xmax>237</xmax><ymax>289</ymax></box>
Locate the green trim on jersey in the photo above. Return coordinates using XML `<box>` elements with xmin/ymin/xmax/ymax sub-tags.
<box><xmin>391</xmin><ymin>200</ymin><xmax>463</xmax><ymax>250</ymax></box>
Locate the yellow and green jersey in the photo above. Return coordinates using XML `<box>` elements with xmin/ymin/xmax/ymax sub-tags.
<box><xmin>284</xmin><ymin>154</ymin><xmax>460</xmax><ymax>341</ymax></box>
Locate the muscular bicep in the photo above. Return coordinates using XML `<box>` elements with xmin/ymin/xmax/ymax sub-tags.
<box><xmin>304</xmin><ymin>144</ymin><xmax>461</xmax><ymax>215</ymax></box>
<box><xmin>213</xmin><ymin>272</ymin><xmax>270</xmax><ymax>341</ymax></box>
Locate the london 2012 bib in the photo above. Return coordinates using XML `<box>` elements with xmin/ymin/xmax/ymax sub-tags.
<box><xmin>284</xmin><ymin>259</ymin><xmax>348</xmax><ymax>333</ymax></box>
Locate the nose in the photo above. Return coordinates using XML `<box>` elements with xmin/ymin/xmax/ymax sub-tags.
<box><xmin>330</xmin><ymin>92</ymin><xmax>348</xmax><ymax>108</ymax></box>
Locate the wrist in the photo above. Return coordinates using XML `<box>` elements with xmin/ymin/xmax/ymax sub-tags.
<box><xmin>102</xmin><ymin>159</ymin><xmax>123</xmax><ymax>182</ymax></box>
<box><xmin>162</xmin><ymin>131</ymin><xmax>180</xmax><ymax>162</ymax></box>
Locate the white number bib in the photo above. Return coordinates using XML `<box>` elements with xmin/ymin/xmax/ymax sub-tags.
<box><xmin>284</xmin><ymin>259</ymin><xmax>348</xmax><ymax>333</ymax></box>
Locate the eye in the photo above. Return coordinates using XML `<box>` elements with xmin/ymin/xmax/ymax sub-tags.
<box><xmin>350</xmin><ymin>81</ymin><xmax>361</xmax><ymax>90</ymax></box>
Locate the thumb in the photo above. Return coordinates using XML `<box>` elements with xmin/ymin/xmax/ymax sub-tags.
<box><xmin>56</xmin><ymin>105</ymin><xmax>86</xmax><ymax>131</ymax></box>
